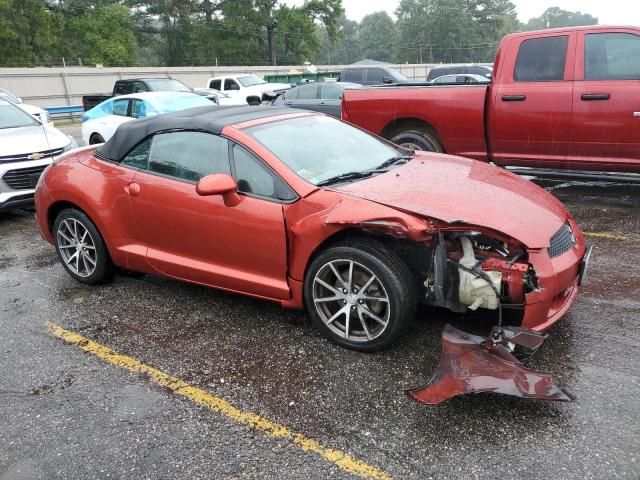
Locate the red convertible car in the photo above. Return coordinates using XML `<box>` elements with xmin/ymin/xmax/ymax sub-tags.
<box><xmin>35</xmin><ymin>106</ymin><xmax>588</xmax><ymax>351</ymax></box>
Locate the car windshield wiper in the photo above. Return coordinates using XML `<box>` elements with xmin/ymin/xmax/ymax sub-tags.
<box><xmin>374</xmin><ymin>153</ymin><xmax>415</xmax><ymax>171</ymax></box>
<box><xmin>316</xmin><ymin>170</ymin><xmax>375</xmax><ymax>187</ymax></box>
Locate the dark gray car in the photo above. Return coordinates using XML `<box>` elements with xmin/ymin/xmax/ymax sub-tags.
<box><xmin>271</xmin><ymin>82</ymin><xmax>361</xmax><ymax>118</ymax></box>
<box><xmin>338</xmin><ymin>66</ymin><xmax>409</xmax><ymax>86</ymax></box>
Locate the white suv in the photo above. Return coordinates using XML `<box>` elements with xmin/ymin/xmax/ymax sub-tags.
<box><xmin>0</xmin><ymin>100</ymin><xmax>76</xmax><ymax>211</ymax></box>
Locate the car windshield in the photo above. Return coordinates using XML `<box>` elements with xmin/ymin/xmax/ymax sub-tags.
<box><xmin>237</xmin><ymin>75</ymin><xmax>267</xmax><ymax>87</ymax></box>
<box><xmin>147</xmin><ymin>93</ymin><xmax>213</xmax><ymax>113</ymax></box>
<box><xmin>144</xmin><ymin>79</ymin><xmax>192</xmax><ymax>92</ymax></box>
<box><xmin>0</xmin><ymin>101</ymin><xmax>39</xmax><ymax>129</ymax></box>
<box><xmin>0</xmin><ymin>89</ymin><xmax>20</xmax><ymax>104</ymax></box>
<box><xmin>246</xmin><ymin>115</ymin><xmax>404</xmax><ymax>185</ymax></box>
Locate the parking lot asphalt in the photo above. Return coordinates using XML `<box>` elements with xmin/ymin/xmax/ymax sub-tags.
<box><xmin>1</xmin><ymin>139</ymin><xmax>640</xmax><ymax>478</ymax></box>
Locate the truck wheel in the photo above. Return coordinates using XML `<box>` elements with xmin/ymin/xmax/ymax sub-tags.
<box><xmin>304</xmin><ymin>238</ymin><xmax>416</xmax><ymax>352</ymax></box>
<box><xmin>89</xmin><ymin>134</ymin><xmax>105</xmax><ymax>145</ymax></box>
<box><xmin>390</xmin><ymin>129</ymin><xmax>443</xmax><ymax>152</ymax></box>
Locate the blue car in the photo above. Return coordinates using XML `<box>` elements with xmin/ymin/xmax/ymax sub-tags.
<box><xmin>82</xmin><ymin>92</ymin><xmax>215</xmax><ymax>145</ymax></box>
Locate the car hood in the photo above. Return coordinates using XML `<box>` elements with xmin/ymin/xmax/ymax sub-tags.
<box><xmin>0</xmin><ymin>124</ymin><xmax>69</xmax><ymax>156</ymax></box>
<box><xmin>332</xmin><ymin>153</ymin><xmax>568</xmax><ymax>248</ymax></box>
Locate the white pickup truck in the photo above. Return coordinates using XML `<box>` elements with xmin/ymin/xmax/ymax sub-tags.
<box><xmin>207</xmin><ymin>74</ymin><xmax>291</xmax><ymax>105</ymax></box>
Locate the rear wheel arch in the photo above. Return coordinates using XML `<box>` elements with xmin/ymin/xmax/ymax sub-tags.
<box><xmin>381</xmin><ymin>118</ymin><xmax>444</xmax><ymax>153</ymax></box>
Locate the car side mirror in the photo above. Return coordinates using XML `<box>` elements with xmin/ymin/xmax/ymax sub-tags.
<box><xmin>228</xmin><ymin>84</ymin><xmax>240</xmax><ymax>91</ymax></box>
<box><xmin>196</xmin><ymin>174</ymin><xmax>241</xmax><ymax>206</ymax></box>
<box><xmin>382</xmin><ymin>76</ymin><xmax>394</xmax><ymax>84</ymax></box>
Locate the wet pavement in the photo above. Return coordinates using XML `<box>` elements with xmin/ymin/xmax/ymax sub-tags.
<box><xmin>1</xmin><ymin>178</ymin><xmax>639</xmax><ymax>479</ymax></box>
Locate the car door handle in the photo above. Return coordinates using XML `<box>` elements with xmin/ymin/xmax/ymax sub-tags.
<box><xmin>126</xmin><ymin>182</ymin><xmax>141</xmax><ymax>197</ymax></box>
<box><xmin>581</xmin><ymin>93</ymin><xmax>610</xmax><ymax>101</ymax></box>
<box><xmin>285</xmin><ymin>101</ymin><xmax>293</xmax><ymax>105</ymax></box>
<box><xmin>502</xmin><ymin>95</ymin><xmax>526</xmax><ymax>102</ymax></box>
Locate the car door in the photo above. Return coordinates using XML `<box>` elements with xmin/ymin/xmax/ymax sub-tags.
<box><xmin>489</xmin><ymin>32</ymin><xmax>576</xmax><ymax>167</ymax></box>
<box><xmin>100</xmin><ymin>98</ymin><xmax>133</xmax><ymax>141</ymax></box>
<box><xmin>569</xmin><ymin>29</ymin><xmax>640</xmax><ymax>170</ymax></box>
<box><xmin>224</xmin><ymin>78</ymin><xmax>242</xmax><ymax>99</ymax></box>
<box><xmin>122</xmin><ymin>130</ymin><xmax>290</xmax><ymax>300</ymax></box>
<box><xmin>286</xmin><ymin>84</ymin><xmax>320</xmax><ymax>112</ymax></box>
<box><xmin>318</xmin><ymin>83</ymin><xmax>343</xmax><ymax>117</ymax></box>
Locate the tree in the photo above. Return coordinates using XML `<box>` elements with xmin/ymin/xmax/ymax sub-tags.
<box><xmin>395</xmin><ymin>0</ymin><xmax>517</xmax><ymax>64</ymax></box>
<box><xmin>314</xmin><ymin>14</ymin><xmax>361</xmax><ymax>65</ymax></box>
<box><xmin>525</xmin><ymin>7</ymin><xmax>598</xmax><ymax>30</ymax></box>
<box><xmin>274</xmin><ymin>6</ymin><xmax>320</xmax><ymax>64</ymax></box>
<box><xmin>65</xmin><ymin>4</ymin><xmax>137</xmax><ymax>66</ymax></box>
<box><xmin>358</xmin><ymin>11</ymin><xmax>397</xmax><ymax>62</ymax></box>
<box><xmin>0</xmin><ymin>0</ymin><xmax>60</xmax><ymax>66</ymax></box>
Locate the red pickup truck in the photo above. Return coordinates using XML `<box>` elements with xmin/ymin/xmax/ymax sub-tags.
<box><xmin>342</xmin><ymin>26</ymin><xmax>640</xmax><ymax>173</ymax></box>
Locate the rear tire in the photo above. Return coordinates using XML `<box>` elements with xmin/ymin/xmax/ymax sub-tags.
<box><xmin>304</xmin><ymin>238</ymin><xmax>416</xmax><ymax>352</ymax></box>
<box><xmin>89</xmin><ymin>133</ymin><xmax>105</xmax><ymax>145</ymax></box>
<box><xmin>390</xmin><ymin>128</ymin><xmax>443</xmax><ymax>152</ymax></box>
<box><xmin>53</xmin><ymin>208</ymin><xmax>113</xmax><ymax>285</ymax></box>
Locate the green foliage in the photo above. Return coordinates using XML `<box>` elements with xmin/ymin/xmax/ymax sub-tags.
<box><xmin>0</xmin><ymin>0</ymin><xmax>601</xmax><ymax>67</ymax></box>
<box><xmin>358</xmin><ymin>12</ymin><xmax>397</xmax><ymax>62</ymax></box>
<box><xmin>395</xmin><ymin>0</ymin><xmax>517</xmax><ymax>63</ymax></box>
<box><xmin>315</xmin><ymin>14</ymin><xmax>361</xmax><ymax>65</ymax></box>
<box><xmin>66</xmin><ymin>4</ymin><xmax>137</xmax><ymax>66</ymax></box>
<box><xmin>524</xmin><ymin>7</ymin><xmax>598</xmax><ymax>30</ymax></box>
<box><xmin>0</xmin><ymin>0</ymin><xmax>60</xmax><ymax>66</ymax></box>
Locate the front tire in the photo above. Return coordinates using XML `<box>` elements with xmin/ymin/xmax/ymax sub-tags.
<box><xmin>304</xmin><ymin>238</ymin><xmax>416</xmax><ymax>352</ymax></box>
<box><xmin>53</xmin><ymin>208</ymin><xmax>113</xmax><ymax>285</ymax></box>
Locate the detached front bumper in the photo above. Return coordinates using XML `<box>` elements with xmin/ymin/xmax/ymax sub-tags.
<box><xmin>522</xmin><ymin>222</ymin><xmax>588</xmax><ymax>332</ymax></box>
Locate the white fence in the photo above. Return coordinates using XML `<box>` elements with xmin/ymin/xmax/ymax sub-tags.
<box><xmin>0</xmin><ymin>64</ymin><xmax>439</xmax><ymax>108</ymax></box>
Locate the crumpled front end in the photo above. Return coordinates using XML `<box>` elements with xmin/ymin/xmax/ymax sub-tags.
<box><xmin>420</xmin><ymin>218</ymin><xmax>588</xmax><ymax>332</ymax></box>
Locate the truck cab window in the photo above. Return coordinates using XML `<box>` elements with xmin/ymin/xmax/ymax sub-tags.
<box><xmin>366</xmin><ymin>69</ymin><xmax>384</xmax><ymax>84</ymax></box>
<box><xmin>224</xmin><ymin>79</ymin><xmax>240</xmax><ymax>91</ymax></box>
<box><xmin>585</xmin><ymin>33</ymin><xmax>640</xmax><ymax>80</ymax></box>
<box><xmin>514</xmin><ymin>36</ymin><xmax>569</xmax><ymax>82</ymax></box>
<box><xmin>342</xmin><ymin>69</ymin><xmax>364</xmax><ymax>83</ymax></box>
<box><xmin>114</xmin><ymin>82</ymin><xmax>133</xmax><ymax>95</ymax></box>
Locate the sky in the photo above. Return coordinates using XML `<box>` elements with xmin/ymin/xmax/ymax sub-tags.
<box><xmin>285</xmin><ymin>0</ymin><xmax>640</xmax><ymax>25</ymax></box>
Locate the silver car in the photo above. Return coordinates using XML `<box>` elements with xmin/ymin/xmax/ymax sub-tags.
<box><xmin>0</xmin><ymin>100</ymin><xmax>76</xmax><ymax>211</ymax></box>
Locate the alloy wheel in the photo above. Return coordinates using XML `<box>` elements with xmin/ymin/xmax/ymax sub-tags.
<box><xmin>312</xmin><ymin>259</ymin><xmax>391</xmax><ymax>343</ymax></box>
<box><xmin>56</xmin><ymin>218</ymin><xmax>97</xmax><ymax>278</ymax></box>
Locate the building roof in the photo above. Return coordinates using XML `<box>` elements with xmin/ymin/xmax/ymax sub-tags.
<box><xmin>96</xmin><ymin>106</ymin><xmax>294</xmax><ymax>162</ymax></box>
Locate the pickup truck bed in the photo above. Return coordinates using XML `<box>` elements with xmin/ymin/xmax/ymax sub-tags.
<box><xmin>343</xmin><ymin>84</ymin><xmax>488</xmax><ymax>161</ymax></box>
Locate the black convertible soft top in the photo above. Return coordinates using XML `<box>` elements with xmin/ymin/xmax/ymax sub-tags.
<box><xmin>95</xmin><ymin>105</ymin><xmax>299</xmax><ymax>162</ymax></box>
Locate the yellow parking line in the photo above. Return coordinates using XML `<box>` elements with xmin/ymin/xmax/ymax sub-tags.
<box><xmin>584</xmin><ymin>231</ymin><xmax>631</xmax><ymax>241</ymax></box>
<box><xmin>45</xmin><ymin>321</ymin><xmax>391</xmax><ymax>480</ymax></box>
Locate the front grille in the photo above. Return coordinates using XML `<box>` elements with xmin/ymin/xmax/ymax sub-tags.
<box><xmin>2</xmin><ymin>165</ymin><xmax>48</xmax><ymax>190</ymax></box>
<box><xmin>0</xmin><ymin>147</ymin><xmax>64</xmax><ymax>164</ymax></box>
<box><xmin>548</xmin><ymin>222</ymin><xmax>576</xmax><ymax>258</ymax></box>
